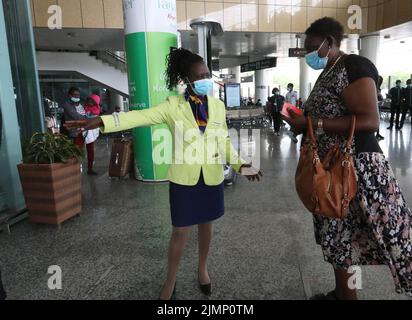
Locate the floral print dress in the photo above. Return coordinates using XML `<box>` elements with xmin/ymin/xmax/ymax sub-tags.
<box><xmin>304</xmin><ymin>54</ymin><xmax>412</xmax><ymax>296</ymax></box>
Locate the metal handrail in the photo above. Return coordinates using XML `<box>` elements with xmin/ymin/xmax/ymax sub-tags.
<box><xmin>91</xmin><ymin>51</ymin><xmax>127</xmax><ymax>73</ymax></box>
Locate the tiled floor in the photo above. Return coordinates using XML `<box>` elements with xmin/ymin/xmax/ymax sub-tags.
<box><xmin>0</xmin><ymin>120</ymin><xmax>411</xmax><ymax>300</ymax></box>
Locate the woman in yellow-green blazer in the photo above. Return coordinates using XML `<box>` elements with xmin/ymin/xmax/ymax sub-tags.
<box><xmin>66</xmin><ymin>48</ymin><xmax>262</xmax><ymax>300</ymax></box>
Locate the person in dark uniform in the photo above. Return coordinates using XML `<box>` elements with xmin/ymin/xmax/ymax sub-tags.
<box><xmin>387</xmin><ymin>80</ymin><xmax>403</xmax><ymax>130</ymax></box>
<box><xmin>267</xmin><ymin>88</ymin><xmax>285</xmax><ymax>136</ymax></box>
<box><xmin>400</xmin><ymin>79</ymin><xmax>412</xmax><ymax>129</ymax></box>
<box><xmin>376</xmin><ymin>75</ymin><xmax>384</xmax><ymax>140</ymax></box>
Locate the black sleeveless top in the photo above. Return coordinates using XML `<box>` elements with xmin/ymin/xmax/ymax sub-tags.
<box><xmin>304</xmin><ymin>54</ymin><xmax>383</xmax><ymax>157</ymax></box>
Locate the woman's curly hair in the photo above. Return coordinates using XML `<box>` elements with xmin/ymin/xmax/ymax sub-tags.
<box><xmin>165</xmin><ymin>48</ymin><xmax>204</xmax><ymax>91</ymax></box>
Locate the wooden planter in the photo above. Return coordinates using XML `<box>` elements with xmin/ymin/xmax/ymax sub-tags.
<box><xmin>17</xmin><ymin>159</ymin><xmax>82</xmax><ymax>227</ymax></box>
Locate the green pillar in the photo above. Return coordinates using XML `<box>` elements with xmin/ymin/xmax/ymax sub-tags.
<box><xmin>0</xmin><ymin>0</ymin><xmax>25</xmax><ymax>213</ymax></box>
<box><xmin>123</xmin><ymin>0</ymin><xmax>177</xmax><ymax>182</ymax></box>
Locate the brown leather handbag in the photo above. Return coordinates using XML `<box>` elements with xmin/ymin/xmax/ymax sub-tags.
<box><xmin>295</xmin><ymin>116</ymin><xmax>358</xmax><ymax>219</ymax></box>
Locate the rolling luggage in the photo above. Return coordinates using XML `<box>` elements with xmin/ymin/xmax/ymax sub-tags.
<box><xmin>109</xmin><ymin>139</ymin><xmax>134</xmax><ymax>178</ymax></box>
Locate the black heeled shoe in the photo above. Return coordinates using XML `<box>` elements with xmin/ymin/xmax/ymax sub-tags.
<box><xmin>199</xmin><ymin>281</ymin><xmax>212</xmax><ymax>296</ymax></box>
<box><xmin>159</xmin><ymin>283</ymin><xmax>176</xmax><ymax>300</ymax></box>
<box><xmin>309</xmin><ymin>290</ymin><xmax>338</xmax><ymax>300</ymax></box>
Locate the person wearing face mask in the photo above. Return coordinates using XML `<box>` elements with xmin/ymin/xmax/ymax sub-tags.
<box><xmin>62</xmin><ymin>87</ymin><xmax>87</xmax><ymax>147</ymax></box>
<box><xmin>84</xmin><ymin>94</ymin><xmax>101</xmax><ymax>175</ymax></box>
<box><xmin>400</xmin><ymin>79</ymin><xmax>412</xmax><ymax>129</ymax></box>
<box><xmin>64</xmin><ymin>48</ymin><xmax>263</xmax><ymax>300</ymax></box>
<box><xmin>387</xmin><ymin>80</ymin><xmax>403</xmax><ymax>130</ymax></box>
<box><xmin>282</xmin><ymin>17</ymin><xmax>412</xmax><ymax>300</ymax></box>
<box><xmin>285</xmin><ymin>83</ymin><xmax>298</xmax><ymax>107</ymax></box>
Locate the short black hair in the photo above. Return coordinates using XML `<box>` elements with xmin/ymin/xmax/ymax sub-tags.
<box><xmin>68</xmin><ymin>87</ymin><xmax>80</xmax><ymax>95</ymax></box>
<box><xmin>287</xmin><ymin>83</ymin><xmax>294</xmax><ymax>88</ymax></box>
<box><xmin>305</xmin><ymin>17</ymin><xmax>344</xmax><ymax>46</ymax></box>
<box><xmin>407</xmin><ymin>79</ymin><xmax>412</xmax><ymax>84</ymax></box>
<box><xmin>396</xmin><ymin>80</ymin><xmax>402</xmax><ymax>84</ymax></box>
<box><xmin>165</xmin><ymin>48</ymin><xmax>204</xmax><ymax>90</ymax></box>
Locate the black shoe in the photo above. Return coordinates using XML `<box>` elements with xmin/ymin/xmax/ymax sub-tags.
<box><xmin>387</xmin><ymin>126</ymin><xmax>393</xmax><ymax>130</ymax></box>
<box><xmin>309</xmin><ymin>290</ymin><xmax>338</xmax><ymax>300</ymax></box>
<box><xmin>376</xmin><ymin>134</ymin><xmax>384</xmax><ymax>141</ymax></box>
<box><xmin>87</xmin><ymin>170</ymin><xmax>98</xmax><ymax>175</ymax></box>
<box><xmin>159</xmin><ymin>283</ymin><xmax>176</xmax><ymax>300</ymax></box>
<box><xmin>199</xmin><ymin>282</ymin><xmax>212</xmax><ymax>296</ymax></box>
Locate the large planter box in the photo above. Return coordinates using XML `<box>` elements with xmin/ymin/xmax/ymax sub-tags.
<box><xmin>17</xmin><ymin>159</ymin><xmax>81</xmax><ymax>226</ymax></box>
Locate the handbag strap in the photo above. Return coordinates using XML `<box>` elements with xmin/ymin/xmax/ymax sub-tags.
<box><xmin>345</xmin><ymin>115</ymin><xmax>356</xmax><ymax>151</ymax></box>
<box><xmin>306</xmin><ymin>117</ymin><xmax>317</xmax><ymax>145</ymax></box>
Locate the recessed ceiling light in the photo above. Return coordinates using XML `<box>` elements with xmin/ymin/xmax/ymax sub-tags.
<box><xmin>384</xmin><ymin>35</ymin><xmax>391</xmax><ymax>39</ymax></box>
<box><xmin>400</xmin><ymin>40</ymin><xmax>406</xmax><ymax>44</ymax></box>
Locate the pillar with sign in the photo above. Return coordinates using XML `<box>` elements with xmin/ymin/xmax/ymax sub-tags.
<box><xmin>123</xmin><ymin>0</ymin><xmax>177</xmax><ymax>181</ymax></box>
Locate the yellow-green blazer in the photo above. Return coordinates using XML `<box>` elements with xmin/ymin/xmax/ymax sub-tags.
<box><xmin>100</xmin><ymin>95</ymin><xmax>245</xmax><ymax>186</ymax></box>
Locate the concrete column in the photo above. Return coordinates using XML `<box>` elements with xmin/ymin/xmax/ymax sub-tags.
<box><xmin>299</xmin><ymin>57</ymin><xmax>310</xmax><ymax>101</ymax></box>
<box><xmin>359</xmin><ymin>34</ymin><xmax>380</xmax><ymax>66</ymax></box>
<box><xmin>229</xmin><ymin>66</ymin><xmax>241</xmax><ymax>84</ymax></box>
<box><xmin>255</xmin><ymin>69</ymin><xmax>268</xmax><ymax>104</ymax></box>
<box><xmin>346</xmin><ymin>34</ymin><xmax>360</xmax><ymax>55</ymax></box>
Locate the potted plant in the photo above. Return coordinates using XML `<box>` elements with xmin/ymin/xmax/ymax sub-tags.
<box><xmin>17</xmin><ymin>132</ymin><xmax>84</xmax><ymax>227</ymax></box>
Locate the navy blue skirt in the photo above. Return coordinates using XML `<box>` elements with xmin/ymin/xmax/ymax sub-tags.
<box><xmin>169</xmin><ymin>173</ymin><xmax>224</xmax><ymax>227</ymax></box>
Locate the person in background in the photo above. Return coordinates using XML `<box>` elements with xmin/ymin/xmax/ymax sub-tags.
<box><xmin>297</xmin><ymin>98</ymin><xmax>305</xmax><ymax>109</ymax></box>
<box><xmin>84</xmin><ymin>94</ymin><xmax>101</xmax><ymax>175</ymax></box>
<box><xmin>247</xmin><ymin>97</ymin><xmax>254</xmax><ymax>106</ymax></box>
<box><xmin>376</xmin><ymin>75</ymin><xmax>384</xmax><ymax>140</ymax></box>
<box><xmin>62</xmin><ymin>87</ymin><xmax>87</xmax><ymax>148</ymax></box>
<box><xmin>400</xmin><ymin>79</ymin><xmax>412</xmax><ymax>129</ymax></box>
<box><xmin>113</xmin><ymin>106</ymin><xmax>122</xmax><ymax>114</ymax></box>
<box><xmin>285</xmin><ymin>83</ymin><xmax>300</xmax><ymax>143</ymax></box>
<box><xmin>0</xmin><ymin>269</ymin><xmax>6</xmax><ymax>300</ymax></box>
<box><xmin>267</xmin><ymin>88</ymin><xmax>285</xmax><ymax>136</ymax></box>
<box><xmin>285</xmin><ymin>83</ymin><xmax>299</xmax><ymax>106</ymax></box>
<box><xmin>256</xmin><ymin>99</ymin><xmax>262</xmax><ymax>107</ymax></box>
<box><xmin>387</xmin><ymin>80</ymin><xmax>403</xmax><ymax>130</ymax></box>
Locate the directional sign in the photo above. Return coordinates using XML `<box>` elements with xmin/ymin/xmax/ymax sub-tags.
<box><xmin>220</xmin><ymin>74</ymin><xmax>235</xmax><ymax>80</ymax></box>
<box><xmin>241</xmin><ymin>58</ymin><xmax>277</xmax><ymax>73</ymax></box>
<box><xmin>289</xmin><ymin>48</ymin><xmax>307</xmax><ymax>58</ymax></box>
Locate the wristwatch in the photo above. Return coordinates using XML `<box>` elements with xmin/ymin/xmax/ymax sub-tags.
<box><xmin>316</xmin><ymin>119</ymin><xmax>324</xmax><ymax>135</ymax></box>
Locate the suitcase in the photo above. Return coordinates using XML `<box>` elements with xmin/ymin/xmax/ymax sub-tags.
<box><xmin>109</xmin><ymin>139</ymin><xmax>133</xmax><ymax>178</ymax></box>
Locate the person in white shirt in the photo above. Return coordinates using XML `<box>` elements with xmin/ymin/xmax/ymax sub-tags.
<box><xmin>285</xmin><ymin>83</ymin><xmax>299</xmax><ymax>143</ymax></box>
<box><xmin>285</xmin><ymin>83</ymin><xmax>298</xmax><ymax>107</ymax></box>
